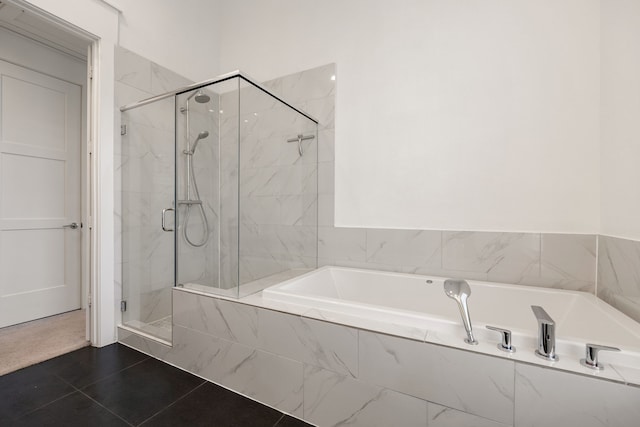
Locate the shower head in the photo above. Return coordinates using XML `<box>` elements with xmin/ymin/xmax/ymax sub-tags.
<box><xmin>183</xmin><ymin>89</ymin><xmax>211</xmax><ymax>107</ymax></box>
<box><xmin>190</xmin><ymin>130</ymin><xmax>209</xmax><ymax>154</ymax></box>
<box><xmin>194</xmin><ymin>90</ymin><xmax>210</xmax><ymax>103</ymax></box>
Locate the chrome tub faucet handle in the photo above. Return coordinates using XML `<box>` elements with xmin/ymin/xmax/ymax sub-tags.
<box><xmin>580</xmin><ymin>343</ymin><xmax>620</xmax><ymax>370</ymax></box>
<box><xmin>486</xmin><ymin>325</ymin><xmax>515</xmax><ymax>353</ymax></box>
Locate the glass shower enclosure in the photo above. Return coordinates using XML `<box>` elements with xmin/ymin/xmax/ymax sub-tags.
<box><xmin>119</xmin><ymin>72</ymin><xmax>318</xmax><ymax>342</ymax></box>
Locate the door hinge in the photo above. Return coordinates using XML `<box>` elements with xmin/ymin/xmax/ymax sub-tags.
<box><xmin>88</xmin><ymin>65</ymin><xmax>94</xmax><ymax>80</ymax></box>
<box><xmin>120</xmin><ymin>124</ymin><xmax>127</xmax><ymax>135</ymax></box>
<box><xmin>120</xmin><ymin>300</ymin><xmax>127</xmax><ymax>312</ymax></box>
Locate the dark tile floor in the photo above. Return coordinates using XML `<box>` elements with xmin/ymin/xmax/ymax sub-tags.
<box><xmin>0</xmin><ymin>343</ymin><xmax>312</xmax><ymax>426</ymax></box>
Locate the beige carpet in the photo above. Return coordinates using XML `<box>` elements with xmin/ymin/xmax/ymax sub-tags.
<box><xmin>0</xmin><ymin>309</ymin><xmax>89</xmax><ymax>376</ymax></box>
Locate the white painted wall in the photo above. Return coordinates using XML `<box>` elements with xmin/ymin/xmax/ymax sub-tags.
<box><xmin>600</xmin><ymin>0</ymin><xmax>640</xmax><ymax>241</ymax></box>
<box><xmin>218</xmin><ymin>0</ymin><xmax>601</xmax><ymax>233</ymax></box>
<box><xmin>115</xmin><ymin>0</ymin><xmax>221</xmax><ymax>83</ymax></box>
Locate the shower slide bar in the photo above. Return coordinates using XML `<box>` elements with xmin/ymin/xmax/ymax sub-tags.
<box><xmin>119</xmin><ymin>70</ymin><xmax>319</xmax><ymax>124</ymax></box>
<box><xmin>286</xmin><ymin>134</ymin><xmax>315</xmax><ymax>156</ymax></box>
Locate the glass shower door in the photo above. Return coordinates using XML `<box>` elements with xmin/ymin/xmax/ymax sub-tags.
<box><xmin>120</xmin><ymin>96</ymin><xmax>176</xmax><ymax>342</ymax></box>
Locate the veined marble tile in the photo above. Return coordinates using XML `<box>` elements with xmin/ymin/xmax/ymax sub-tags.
<box><xmin>117</xmin><ymin>326</ymin><xmax>173</xmax><ymax>360</ymax></box>
<box><xmin>115</xmin><ymin>81</ymin><xmax>153</xmax><ymax>110</ymax></box>
<box><xmin>303</xmin><ymin>365</ymin><xmax>427</xmax><ymax>427</ymax></box>
<box><xmin>515</xmin><ymin>363</ymin><xmax>640</xmax><ymax>427</ymax></box>
<box><xmin>304</xmin><ymin>96</ymin><xmax>335</xmax><ymax>130</ymax></box>
<box><xmin>366</xmin><ymin>228</ymin><xmax>441</xmax><ymax>270</ymax></box>
<box><xmin>173</xmin><ymin>289</ymin><xmax>258</xmax><ymax>347</ymax></box>
<box><xmin>302</xmin><ymin>308</ymin><xmax>428</xmax><ymax>343</ymax></box>
<box><xmin>114</xmin><ymin>47</ymin><xmax>152</xmax><ymax>92</ymax></box>
<box><xmin>241</xmin><ymin>195</ymin><xmax>281</xmax><ymax>225</ymax></box>
<box><xmin>428</xmin><ymin>403</ymin><xmax>511</xmax><ymax>427</ymax></box>
<box><xmin>318</xmin><ymin>128</ymin><xmax>335</xmax><ymax>163</ymax></box>
<box><xmin>598</xmin><ymin>236</ymin><xmax>640</xmax><ymax>322</ymax></box>
<box><xmin>318</xmin><ymin>227</ymin><xmax>366</xmax><ymax>262</ymax></box>
<box><xmin>279</xmin><ymin>63</ymin><xmax>336</xmax><ymax>104</ymax></box>
<box><xmin>279</xmin><ymin>195</ymin><xmax>317</xmax><ymax>227</ymax></box>
<box><xmin>443</xmin><ymin>231</ymin><xmax>540</xmax><ymax>285</ymax></box>
<box><xmin>538</xmin><ymin>233</ymin><xmax>596</xmax><ymax>292</ymax></box>
<box><xmin>257</xmin><ymin>309</ymin><xmax>358</xmax><ymax>377</ymax></box>
<box><xmin>150</xmin><ymin>62</ymin><xmax>191</xmax><ymax>95</ymax></box>
<box><xmin>358</xmin><ymin>331</ymin><xmax>514</xmax><ymax>424</ymax></box>
<box><xmin>240</xmin><ymin>135</ymin><xmax>280</xmax><ymax>169</ymax></box>
<box><xmin>318</xmin><ymin>194</ymin><xmax>334</xmax><ymax>227</ymax></box>
<box><xmin>139</xmin><ymin>288</ymin><xmax>172</xmax><ymax>323</ymax></box>
<box><xmin>170</xmin><ymin>325</ymin><xmax>303</xmax><ymax>417</ymax></box>
<box><xmin>318</xmin><ymin>161</ymin><xmax>335</xmax><ymax>195</ymax></box>
<box><xmin>123</xmin><ymin>95</ymin><xmax>175</xmax><ymax>133</ymax></box>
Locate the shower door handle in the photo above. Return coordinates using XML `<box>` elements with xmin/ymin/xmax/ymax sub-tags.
<box><xmin>161</xmin><ymin>208</ymin><xmax>175</xmax><ymax>232</ymax></box>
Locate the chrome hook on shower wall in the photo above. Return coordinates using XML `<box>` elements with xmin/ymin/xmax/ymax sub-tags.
<box><xmin>286</xmin><ymin>134</ymin><xmax>315</xmax><ymax>157</ymax></box>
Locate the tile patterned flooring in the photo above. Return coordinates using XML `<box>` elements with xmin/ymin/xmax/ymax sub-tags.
<box><xmin>0</xmin><ymin>343</ymin><xmax>312</xmax><ymax>426</ymax></box>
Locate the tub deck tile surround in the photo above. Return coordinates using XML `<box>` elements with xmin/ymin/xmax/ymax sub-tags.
<box><xmin>257</xmin><ymin>309</ymin><xmax>359</xmax><ymax>377</ymax></box>
<box><xmin>358</xmin><ymin>331</ymin><xmax>515</xmax><ymax>425</ymax></box>
<box><xmin>120</xmin><ymin>284</ymin><xmax>640</xmax><ymax>427</ymax></box>
<box><xmin>515</xmin><ymin>363</ymin><xmax>640</xmax><ymax>427</ymax></box>
<box><xmin>303</xmin><ymin>365</ymin><xmax>428</xmax><ymax>427</ymax></box>
<box><xmin>168</xmin><ymin>325</ymin><xmax>305</xmax><ymax>418</ymax></box>
<box><xmin>428</xmin><ymin>403</ymin><xmax>511</xmax><ymax>427</ymax></box>
<box><xmin>173</xmin><ymin>288</ymin><xmax>259</xmax><ymax>347</ymax></box>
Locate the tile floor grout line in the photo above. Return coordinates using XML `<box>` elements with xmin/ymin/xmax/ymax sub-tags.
<box><xmin>136</xmin><ymin>380</ymin><xmax>209</xmax><ymax>426</ymax></box>
<box><xmin>272</xmin><ymin>413</ymin><xmax>286</xmax><ymax>426</ymax></box>
<box><xmin>73</xmin><ymin>354</ymin><xmax>151</xmax><ymax>391</ymax></box>
<box><xmin>12</xmin><ymin>390</ymin><xmax>79</xmax><ymax>421</ymax></box>
<box><xmin>76</xmin><ymin>388</ymin><xmax>136</xmax><ymax>427</ymax></box>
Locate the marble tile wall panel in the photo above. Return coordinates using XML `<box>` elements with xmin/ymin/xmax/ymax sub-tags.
<box><xmin>539</xmin><ymin>233</ymin><xmax>596</xmax><ymax>292</ymax></box>
<box><xmin>279</xmin><ymin>63</ymin><xmax>336</xmax><ymax>104</ymax></box>
<box><xmin>441</xmin><ymin>231</ymin><xmax>540</xmax><ymax>285</ymax></box>
<box><xmin>169</xmin><ymin>325</ymin><xmax>304</xmax><ymax>417</ymax></box>
<box><xmin>598</xmin><ymin>235</ymin><xmax>640</xmax><ymax>322</ymax></box>
<box><xmin>428</xmin><ymin>403</ymin><xmax>511</xmax><ymax>427</ymax></box>
<box><xmin>318</xmin><ymin>226</ymin><xmax>366</xmax><ymax>263</ymax></box>
<box><xmin>515</xmin><ymin>363</ymin><xmax>640</xmax><ymax>427</ymax></box>
<box><xmin>366</xmin><ymin>229</ymin><xmax>441</xmax><ymax>271</ymax></box>
<box><xmin>257</xmin><ymin>309</ymin><xmax>358</xmax><ymax>377</ymax></box>
<box><xmin>172</xmin><ymin>290</ymin><xmax>258</xmax><ymax>347</ymax></box>
<box><xmin>358</xmin><ymin>331</ymin><xmax>514</xmax><ymax>425</ymax></box>
<box><xmin>150</xmin><ymin>62</ymin><xmax>191</xmax><ymax>94</ymax></box>
<box><xmin>115</xmin><ymin>47</ymin><xmax>152</xmax><ymax>93</ymax></box>
<box><xmin>139</xmin><ymin>287</ymin><xmax>172</xmax><ymax>323</ymax></box>
<box><xmin>303</xmin><ymin>365</ymin><xmax>427</xmax><ymax>427</ymax></box>
<box><xmin>118</xmin><ymin>327</ymin><xmax>173</xmax><ymax>360</ymax></box>
<box><xmin>116</xmin><ymin>46</ymin><xmax>201</xmax><ymax>336</ymax></box>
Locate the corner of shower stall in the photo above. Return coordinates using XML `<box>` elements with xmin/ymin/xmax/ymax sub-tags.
<box><xmin>119</xmin><ymin>73</ymin><xmax>319</xmax><ymax>343</ymax></box>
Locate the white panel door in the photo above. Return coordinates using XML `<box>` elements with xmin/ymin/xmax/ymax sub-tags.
<box><xmin>0</xmin><ymin>59</ymin><xmax>81</xmax><ymax>328</ymax></box>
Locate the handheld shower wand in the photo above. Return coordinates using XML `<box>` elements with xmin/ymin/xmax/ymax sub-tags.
<box><xmin>444</xmin><ymin>279</ymin><xmax>478</xmax><ymax>345</ymax></box>
<box><xmin>184</xmin><ymin>131</ymin><xmax>209</xmax><ymax>155</ymax></box>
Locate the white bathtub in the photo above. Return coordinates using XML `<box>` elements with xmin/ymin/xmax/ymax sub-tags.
<box><xmin>263</xmin><ymin>266</ymin><xmax>640</xmax><ymax>373</ymax></box>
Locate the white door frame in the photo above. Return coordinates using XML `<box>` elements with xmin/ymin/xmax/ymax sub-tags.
<box><xmin>7</xmin><ymin>0</ymin><xmax>121</xmax><ymax>346</ymax></box>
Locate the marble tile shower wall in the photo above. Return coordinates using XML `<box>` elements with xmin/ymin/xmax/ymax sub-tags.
<box><xmin>216</xmin><ymin>73</ymin><xmax>323</xmax><ymax>288</ymax></box>
<box><xmin>176</xmin><ymin>93</ymin><xmax>221</xmax><ymax>288</ymax></box>
<box><xmin>115</xmin><ymin>47</ymin><xmax>218</xmax><ymax>323</ymax></box>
